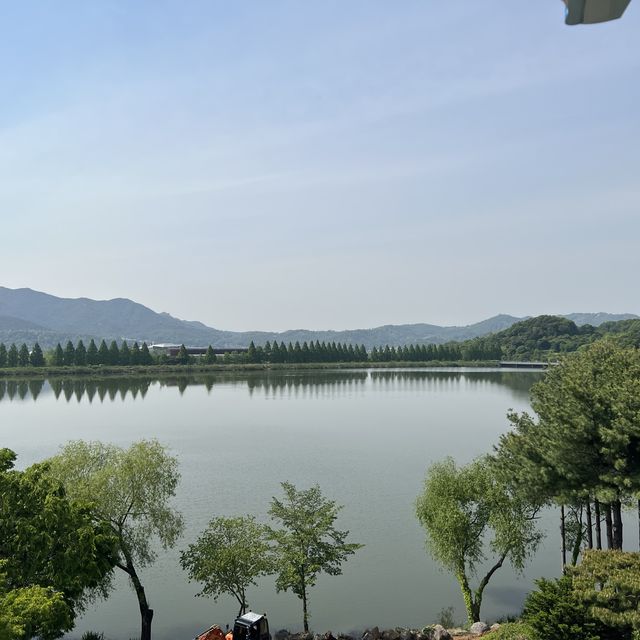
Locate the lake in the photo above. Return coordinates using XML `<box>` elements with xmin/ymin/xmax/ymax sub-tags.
<box><xmin>1</xmin><ymin>368</ymin><xmax>565</xmax><ymax>638</ymax></box>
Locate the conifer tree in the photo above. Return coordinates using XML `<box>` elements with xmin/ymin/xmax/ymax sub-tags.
<box><xmin>177</xmin><ymin>344</ymin><xmax>189</xmax><ymax>365</ymax></box>
<box><xmin>75</xmin><ymin>340</ymin><xmax>87</xmax><ymax>366</ymax></box>
<box><xmin>204</xmin><ymin>346</ymin><xmax>216</xmax><ymax>364</ymax></box>
<box><xmin>29</xmin><ymin>343</ymin><xmax>45</xmax><ymax>367</ymax></box>
<box><xmin>18</xmin><ymin>343</ymin><xmax>30</xmax><ymax>367</ymax></box>
<box><xmin>130</xmin><ymin>342</ymin><xmax>141</xmax><ymax>365</ymax></box>
<box><xmin>87</xmin><ymin>339</ymin><xmax>99</xmax><ymax>365</ymax></box>
<box><xmin>63</xmin><ymin>341</ymin><xmax>76</xmax><ymax>366</ymax></box>
<box><xmin>97</xmin><ymin>340</ymin><xmax>109</xmax><ymax>365</ymax></box>
<box><xmin>120</xmin><ymin>342</ymin><xmax>131</xmax><ymax>366</ymax></box>
<box><xmin>108</xmin><ymin>341</ymin><xmax>120</xmax><ymax>365</ymax></box>
<box><xmin>247</xmin><ymin>341</ymin><xmax>258</xmax><ymax>364</ymax></box>
<box><xmin>7</xmin><ymin>344</ymin><xmax>18</xmax><ymax>367</ymax></box>
<box><xmin>140</xmin><ymin>343</ymin><xmax>153</xmax><ymax>365</ymax></box>
<box><xmin>0</xmin><ymin>344</ymin><xmax>7</xmax><ymax>368</ymax></box>
<box><xmin>52</xmin><ymin>343</ymin><xmax>65</xmax><ymax>366</ymax></box>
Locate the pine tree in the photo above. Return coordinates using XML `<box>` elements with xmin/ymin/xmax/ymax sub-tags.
<box><xmin>0</xmin><ymin>343</ymin><xmax>7</xmax><ymax>367</ymax></box>
<box><xmin>75</xmin><ymin>340</ymin><xmax>87</xmax><ymax>366</ymax></box>
<box><xmin>98</xmin><ymin>340</ymin><xmax>109</xmax><ymax>365</ymax></box>
<box><xmin>29</xmin><ymin>342</ymin><xmax>45</xmax><ymax>367</ymax></box>
<box><xmin>18</xmin><ymin>343</ymin><xmax>30</xmax><ymax>366</ymax></box>
<box><xmin>247</xmin><ymin>341</ymin><xmax>258</xmax><ymax>363</ymax></box>
<box><xmin>140</xmin><ymin>343</ymin><xmax>153</xmax><ymax>365</ymax></box>
<box><xmin>177</xmin><ymin>344</ymin><xmax>189</xmax><ymax>365</ymax></box>
<box><xmin>52</xmin><ymin>343</ymin><xmax>65</xmax><ymax>366</ymax></box>
<box><xmin>7</xmin><ymin>344</ymin><xmax>18</xmax><ymax>367</ymax></box>
<box><xmin>120</xmin><ymin>341</ymin><xmax>131</xmax><ymax>365</ymax></box>
<box><xmin>87</xmin><ymin>339</ymin><xmax>99</xmax><ymax>365</ymax></box>
<box><xmin>204</xmin><ymin>346</ymin><xmax>216</xmax><ymax>364</ymax></box>
<box><xmin>108</xmin><ymin>341</ymin><xmax>120</xmax><ymax>365</ymax></box>
<box><xmin>130</xmin><ymin>342</ymin><xmax>141</xmax><ymax>365</ymax></box>
<box><xmin>63</xmin><ymin>341</ymin><xmax>76</xmax><ymax>366</ymax></box>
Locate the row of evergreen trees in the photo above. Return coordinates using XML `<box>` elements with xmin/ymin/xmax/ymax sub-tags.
<box><xmin>0</xmin><ymin>340</ymin><xmax>154</xmax><ymax>367</ymax></box>
<box><xmin>0</xmin><ymin>338</ymin><xmax>503</xmax><ymax>368</ymax></box>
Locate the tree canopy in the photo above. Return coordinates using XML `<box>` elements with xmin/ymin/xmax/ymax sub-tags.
<box><xmin>47</xmin><ymin>439</ymin><xmax>184</xmax><ymax>640</ymax></box>
<box><xmin>416</xmin><ymin>456</ymin><xmax>543</xmax><ymax>623</ymax></box>
<box><xmin>181</xmin><ymin>515</ymin><xmax>273</xmax><ymax>616</ymax></box>
<box><xmin>267</xmin><ymin>482</ymin><xmax>362</xmax><ymax>632</ymax></box>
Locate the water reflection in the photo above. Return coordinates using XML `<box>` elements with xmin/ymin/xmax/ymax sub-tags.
<box><xmin>0</xmin><ymin>369</ymin><xmax>543</xmax><ymax>404</ymax></box>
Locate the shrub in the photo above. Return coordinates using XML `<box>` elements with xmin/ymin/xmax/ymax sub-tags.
<box><xmin>489</xmin><ymin>623</ymin><xmax>536</xmax><ymax>640</ymax></box>
<box><xmin>522</xmin><ymin>576</ymin><xmax>611</xmax><ymax>640</ymax></box>
<box><xmin>436</xmin><ymin>606</ymin><xmax>456</xmax><ymax>628</ymax></box>
<box><xmin>81</xmin><ymin>633</ymin><xmax>105</xmax><ymax>640</ymax></box>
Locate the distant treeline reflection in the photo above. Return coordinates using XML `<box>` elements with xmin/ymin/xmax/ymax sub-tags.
<box><xmin>0</xmin><ymin>370</ymin><xmax>542</xmax><ymax>404</ymax></box>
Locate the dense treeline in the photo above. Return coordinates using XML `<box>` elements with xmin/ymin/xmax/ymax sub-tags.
<box><xmin>2</xmin><ymin>316</ymin><xmax>640</xmax><ymax>369</ymax></box>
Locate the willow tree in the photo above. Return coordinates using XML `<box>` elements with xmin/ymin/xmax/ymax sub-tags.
<box><xmin>416</xmin><ymin>457</ymin><xmax>543</xmax><ymax>623</ymax></box>
<box><xmin>48</xmin><ymin>440</ymin><xmax>184</xmax><ymax>640</ymax></box>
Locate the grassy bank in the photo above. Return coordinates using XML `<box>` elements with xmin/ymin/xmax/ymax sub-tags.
<box><xmin>0</xmin><ymin>360</ymin><xmax>501</xmax><ymax>379</ymax></box>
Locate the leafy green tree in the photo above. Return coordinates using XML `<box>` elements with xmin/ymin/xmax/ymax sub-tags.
<box><xmin>17</xmin><ymin>345</ymin><xmax>29</xmax><ymax>367</ymax></box>
<box><xmin>0</xmin><ymin>344</ymin><xmax>7</xmax><ymax>368</ymax></box>
<box><xmin>63</xmin><ymin>342</ymin><xmax>75</xmax><ymax>367</ymax></box>
<box><xmin>204</xmin><ymin>346</ymin><xmax>216</xmax><ymax>364</ymax></box>
<box><xmin>6</xmin><ymin>345</ymin><xmax>18</xmax><ymax>367</ymax></box>
<box><xmin>416</xmin><ymin>457</ymin><xmax>543</xmax><ymax>623</ymax></box>
<box><xmin>47</xmin><ymin>440</ymin><xmax>184</xmax><ymax>640</ymax></box>
<box><xmin>267</xmin><ymin>482</ymin><xmax>362</xmax><ymax>632</ymax></box>
<box><xmin>0</xmin><ymin>450</ymin><xmax>117</xmax><ymax>636</ymax></box>
<box><xmin>0</xmin><ymin>566</ymin><xmax>72</xmax><ymax>640</ymax></box>
<box><xmin>74</xmin><ymin>341</ymin><xmax>87</xmax><ymax>366</ymax></box>
<box><xmin>86</xmin><ymin>340</ymin><xmax>98</xmax><ymax>365</ymax></box>
<box><xmin>28</xmin><ymin>344</ymin><xmax>44</xmax><ymax>368</ymax></box>
<box><xmin>180</xmin><ymin>516</ymin><xmax>273</xmax><ymax>616</ymax></box>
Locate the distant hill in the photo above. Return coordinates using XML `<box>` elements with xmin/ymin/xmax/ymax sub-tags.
<box><xmin>0</xmin><ymin>286</ymin><xmax>637</xmax><ymax>350</ymax></box>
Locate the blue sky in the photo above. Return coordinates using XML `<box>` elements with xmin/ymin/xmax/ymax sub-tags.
<box><xmin>1</xmin><ymin>1</ymin><xmax>638</xmax><ymax>330</ymax></box>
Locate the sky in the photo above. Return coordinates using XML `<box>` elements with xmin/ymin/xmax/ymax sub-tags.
<box><xmin>1</xmin><ymin>1</ymin><xmax>639</xmax><ymax>331</ymax></box>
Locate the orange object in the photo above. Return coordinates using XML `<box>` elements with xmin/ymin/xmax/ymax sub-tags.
<box><xmin>226</xmin><ymin>632</ymin><xmax>233</xmax><ymax>640</ymax></box>
<box><xmin>197</xmin><ymin>626</ymin><xmax>225</xmax><ymax>640</ymax></box>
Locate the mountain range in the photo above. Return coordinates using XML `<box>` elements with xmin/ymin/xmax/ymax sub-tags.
<box><xmin>0</xmin><ymin>287</ymin><xmax>637</xmax><ymax>350</ymax></box>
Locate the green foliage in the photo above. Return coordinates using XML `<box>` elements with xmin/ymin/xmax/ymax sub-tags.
<box><xmin>416</xmin><ymin>457</ymin><xmax>543</xmax><ymax>623</ymax></box>
<box><xmin>0</xmin><ymin>567</ymin><xmax>73</xmax><ymax>640</ymax></box>
<box><xmin>570</xmin><ymin>550</ymin><xmax>640</xmax><ymax>637</ymax></box>
<box><xmin>80</xmin><ymin>633</ymin><xmax>105</xmax><ymax>640</ymax></box>
<box><xmin>17</xmin><ymin>344</ymin><xmax>29</xmax><ymax>367</ymax></box>
<box><xmin>86</xmin><ymin>340</ymin><xmax>98</xmax><ymax>365</ymax></box>
<box><xmin>0</xmin><ymin>451</ymin><xmax>117</xmax><ymax>636</ymax></box>
<box><xmin>489</xmin><ymin>623</ymin><xmax>536</xmax><ymax>640</ymax></box>
<box><xmin>180</xmin><ymin>515</ymin><xmax>273</xmax><ymax>616</ymax></box>
<box><xmin>28</xmin><ymin>343</ymin><xmax>44</xmax><ymax>367</ymax></box>
<box><xmin>63</xmin><ymin>341</ymin><xmax>75</xmax><ymax>366</ymax></box>
<box><xmin>268</xmin><ymin>482</ymin><xmax>363</xmax><ymax>632</ymax></box>
<box><xmin>0</xmin><ymin>344</ymin><xmax>6</xmax><ymax>367</ymax></box>
<box><xmin>436</xmin><ymin>606</ymin><xmax>456</xmax><ymax>628</ymax></box>
<box><xmin>74</xmin><ymin>340</ymin><xmax>87</xmax><ymax>366</ymax></box>
<box><xmin>47</xmin><ymin>440</ymin><xmax>184</xmax><ymax>640</ymax></box>
<box><xmin>522</xmin><ymin>577</ymin><xmax>603</xmax><ymax>640</ymax></box>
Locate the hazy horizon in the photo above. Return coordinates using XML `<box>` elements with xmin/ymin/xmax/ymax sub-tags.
<box><xmin>2</xmin><ymin>2</ymin><xmax>639</xmax><ymax>331</ymax></box>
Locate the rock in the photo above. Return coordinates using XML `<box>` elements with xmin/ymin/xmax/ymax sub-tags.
<box><xmin>275</xmin><ymin>631</ymin><xmax>290</xmax><ymax>640</ymax></box>
<box><xmin>469</xmin><ymin>622</ymin><xmax>489</xmax><ymax>636</ymax></box>
<box><xmin>382</xmin><ymin>630</ymin><xmax>400</xmax><ymax>640</ymax></box>
<box><xmin>431</xmin><ymin>626</ymin><xmax>451</xmax><ymax>640</ymax></box>
<box><xmin>337</xmin><ymin>635</ymin><xmax>355</xmax><ymax>640</ymax></box>
<box><xmin>362</xmin><ymin>628</ymin><xmax>381</xmax><ymax>640</ymax></box>
<box><xmin>489</xmin><ymin>624</ymin><xmax>500</xmax><ymax>632</ymax></box>
<box><xmin>399</xmin><ymin>630</ymin><xmax>415</xmax><ymax>640</ymax></box>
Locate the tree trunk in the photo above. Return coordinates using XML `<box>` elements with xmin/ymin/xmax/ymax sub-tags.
<box><xmin>595</xmin><ymin>500</ymin><xmax>602</xmax><ymax>550</ymax></box>
<box><xmin>302</xmin><ymin>581</ymin><xmax>309</xmax><ymax>633</ymax></box>
<box><xmin>472</xmin><ymin>553</ymin><xmax>506</xmax><ymax>622</ymax></box>
<box><xmin>118</xmin><ymin>545</ymin><xmax>153</xmax><ymax>640</ymax></box>
<box><xmin>456</xmin><ymin>570</ymin><xmax>476</xmax><ymax>624</ymax></box>
<box><xmin>586</xmin><ymin>499</ymin><xmax>593</xmax><ymax>549</ymax></box>
<box><xmin>561</xmin><ymin>504</ymin><xmax>567</xmax><ymax>570</ymax></box>
<box><xmin>605</xmin><ymin>503</ymin><xmax>614</xmax><ymax>549</ymax></box>
<box><xmin>612</xmin><ymin>499</ymin><xmax>623</xmax><ymax>549</ymax></box>
<box><xmin>638</xmin><ymin>500</ymin><xmax>640</xmax><ymax>551</ymax></box>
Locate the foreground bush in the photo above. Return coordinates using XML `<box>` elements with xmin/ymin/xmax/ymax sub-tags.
<box><xmin>490</xmin><ymin>623</ymin><xmax>536</xmax><ymax>640</ymax></box>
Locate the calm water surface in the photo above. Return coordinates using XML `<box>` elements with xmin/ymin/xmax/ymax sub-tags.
<box><xmin>1</xmin><ymin>369</ymin><xmax>564</xmax><ymax>638</ymax></box>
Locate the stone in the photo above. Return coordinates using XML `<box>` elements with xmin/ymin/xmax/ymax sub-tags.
<box><xmin>469</xmin><ymin>622</ymin><xmax>489</xmax><ymax>636</ymax></box>
<box><xmin>431</xmin><ymin>626</ymin><xmax>451</xmax><ymax>640</ymax></box>
<box><xmin>399</xmin><ymin>630</ymin><xmax>415</xmax><ymax>640</ymax></box>
<box><xmin>362</xmin><ymin>628</ymin><xmax>381</xmax><ymax>640</ymax></box>
<box><xmin>275</xmin><ymin>631</ymin><xmax>290</xmax><ymax>640</ymax></box>
<box><xmin>382</xmin><ymin>630</ymin><xmax>400</xmax><ymax>640</ymax></box>
<box><xmin>489</xmin><ymin>624</ymin><xmax>500</xmax><ymax>632</ymax></box>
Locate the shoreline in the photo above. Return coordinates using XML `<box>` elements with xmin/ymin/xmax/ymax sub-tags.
<box><xmin>0</xmin><ymin>361</ymin><xmax>510</xmax><ymax>380</ymax></box>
